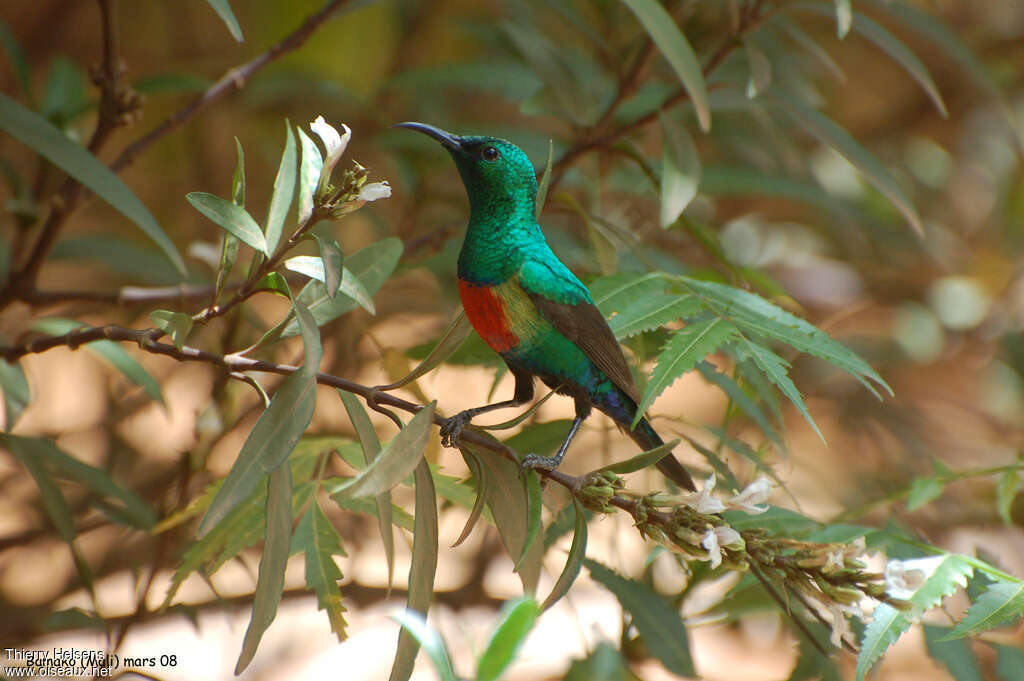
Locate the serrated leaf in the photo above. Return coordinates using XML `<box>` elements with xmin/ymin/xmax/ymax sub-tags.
<box><xmin>389</xmin><ymin>460</ymin><xmax>440</xmax><ymax>681</ymax></box>
<box><xmin>0</xmin><ymin>360</ymin><xmax>30</xmax><ymax>430</ymax></box>
<box><xmin>769</xmin><ymin>92</ymin><xmax>923</xmax><ymax>236</ymax></box>
<box><xmin>0</xmin><ymin>92</ymin><xmax>185</xmax><ymax>274</ymax></box>
<box><xmin>235</xmin><ymin>464</ymin><xmax>291</xmax><ymax>674</ymax></box>
<box><xmin>204</xmin><ymin>0</ymin><xmax>243</xmax><ymax>41</ymax></box>
<box><xmin>197</xmin><ymin>301</ymin><xmax>320</xmax><ymax>537</ymax></box>
<box><xmin>591</xmin><ymin>272</ymin><xmax>668</xmax><ymax>314</ymax></box>
<box><xmin>541</xmin><ymin>500</ymin><xmax>587</xmax><ymax>611</ymax></box>
<box><xmin>944</xmin><ymin>582</ymin><xmax>1024</xmax><ymax>639</ymax></box>
<box><xmin>390</xmin><ymin>610</ymin><xmax>455</xmax><ymax>681</ymax></box>
<box><xmin>294</xmin><ymin>500</ymin><xmax>349</xmax><ymax>640</ymax></box>
<box><xmin>609</xmin><ymin>294</ymin><xmax>702</xmax><ymax>339</ymax></box>
<box><xmin>906</xmin><ymin>476</ymin><xmax>945</xmax><ymax>511</ymax></box>
<box><xmin>330</xmin><ymin>402</ymin><xmax>435</xmax><ymax>499</ymax></box>
<box><xmin>536</xmin><ymin>139</ymin><xmax>554</xmax><ymax>219</ymax></box>
<box><xmin>264</xmin><ymin>122</ymin><xmax>297</xmax><ymax>254</ymax></box>
<box><xmin>297</xmin><ymin>127</ymin><xmax>323</xmax><ymax>224</ymax></box>
<box><xmin>477</xmin><ymin>597</ymin><xmax>540</xmax><ymax>681</ymax></box>
<box><xmin>659</xmin><ymin>112</ymin><xmax>701</xmax><ymax>227</ymax></box>
<box><xmin>338</xmin><ymin>390</ymin><xmax>393</xmax><ymax>589</ymax></box>
<box><xmin>585</xmin><ymin>558</ymin><xmax>695</xmax><ymax>677</ymax></box>
<box><xmin>923</xmin><ymin>624</ymin><xmax>984</xmax><ymax>681</ymax></box>
<box><xmin>634</xmin><ymin>318</ymin><xmax>738</xmax><ymax>426</ymax></box>
<box><xmin>516</xmin><ymin>472</ymin><xmax>543</xmax><ymax>572</ymax></box>
<box><xmin>231</xmin><ymin>136</ymin><xmax>245</xmax><ymax>205</ymax></box>
<box><xmin>288</xmin><ymin>237</ymin><xmax>402</xmax><ymax>334</ymax></box>
<box><xmin>735</xmin><ymin>336</ymin><xmax>824</xmax><ymax>443</ymax></box>
<box><xmin>186</xmin><ymin>191</ymin><xmax>268</xmax><ymax>255</ymax></box>
<box><xmin>621</xmin><ymin>0</ymin><xmax>710</xmax><ymax>131</ymax></box>
<box><xmin>696</xmin><ymin>361</ymin><xmax>783</xmax><ymax>446</ymax></box>
<box><xmin>149</xmin><ymin>310</ymin><xmax>194</xmax><ymax>350</ymax></box>
<box><xmin>905</xmin><ymin>554</ymin><xmax>974</xmax><ymax>615</ymax></box>
<box><xmin>856</xmin><ymin>602</ymin><xmax>912</xmax><ymax>681</ymax></box>
<box><xmin>744</xmin><ymin>42</ymin><xmax>772</xmax><ymax>98</ymax></box>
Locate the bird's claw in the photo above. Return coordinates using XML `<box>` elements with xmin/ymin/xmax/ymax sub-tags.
<box><xmin>439</xmin><ymin>410</ymin><xmax>474</xmax><ymax>448</ymax></box>
<box><xmin>520</xmin><ymin>452</ymin><xmax>560</xmax><ymax>475</ymax></box>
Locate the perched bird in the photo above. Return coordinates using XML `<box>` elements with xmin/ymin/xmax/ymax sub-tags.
<box><xmin>395</xmin><ymin>122</ymin><xmax>695</xmax><ymax>491</ymax></box>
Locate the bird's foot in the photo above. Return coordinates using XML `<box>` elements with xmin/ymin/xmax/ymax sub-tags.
<box><xmin>520</xmin><ymin>452</ymin><xmax>564</xmax><ymax>475</ymax></box>
<box><xmin>439</xmin><ymin>410</ymin><xmax>474</xmax><ymax>448</ymax></box>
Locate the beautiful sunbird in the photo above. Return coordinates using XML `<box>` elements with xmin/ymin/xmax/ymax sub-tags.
<box><xmin>396</xmin><ymin>122</ymin><xmax>696</xmax><ymax>491</ymax></box>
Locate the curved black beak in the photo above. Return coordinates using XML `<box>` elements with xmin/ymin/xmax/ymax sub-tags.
<box><xmin>392</xmin><ymin>121</ymin><xmax>462</xmax><ymax>150</ymax></box>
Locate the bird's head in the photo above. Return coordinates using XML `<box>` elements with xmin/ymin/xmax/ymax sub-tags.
<box><xmin>394</xmin><ymin>122</ymin><xmax>538</xmax><ymax>211</ymax></box>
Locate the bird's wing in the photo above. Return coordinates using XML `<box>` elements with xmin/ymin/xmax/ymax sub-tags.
<box><xmin>518</xmin><ymin>260</ymin><xmax>641</xmax><ymax>403</ymax></box>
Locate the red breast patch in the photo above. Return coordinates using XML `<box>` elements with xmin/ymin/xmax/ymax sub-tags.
<box><xmin>458</xmin><ymin>280</ymin><xmax>519</xmax><ymax>353</ymax></box>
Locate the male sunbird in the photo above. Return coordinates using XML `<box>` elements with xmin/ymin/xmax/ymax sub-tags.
<box><xmin>396</xmin><ymin>122</ymin><xmax>696</xmax><ymax>491</ymax></box>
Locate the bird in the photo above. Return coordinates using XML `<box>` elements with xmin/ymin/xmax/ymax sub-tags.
<box><xmin>395</xmin><ymin>122</ymin><xmax>696</xmax><ymax>491</ymax></box>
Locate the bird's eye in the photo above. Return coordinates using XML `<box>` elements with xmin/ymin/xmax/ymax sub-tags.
<box><xmin>482</xmin><ymin>146</ymin><xmax>500</xmax><ymax>161</ymax></box>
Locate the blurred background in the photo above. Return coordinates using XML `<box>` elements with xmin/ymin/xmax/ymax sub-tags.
<box><xmin>1</xmin><ymin>0</ymin><xmax>1023</xmax><ymax>679</ymax></box>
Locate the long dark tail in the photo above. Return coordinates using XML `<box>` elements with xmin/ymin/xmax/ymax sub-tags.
<box><xmin>629</xmin><ymin>417</ymin><xmax>697</xmax><ymax>491</ymax></box>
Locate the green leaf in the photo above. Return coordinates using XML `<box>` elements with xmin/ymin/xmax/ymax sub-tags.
<box><xmin>996</xmin><ymin>644</ymin><xmax>1024</xmax><ymax>681</ymax></box>
<box><xmin>541</xmin><ymin>500</ymin><xmax>588</xmax><ymax>611</ymax></box>
<box><xmin>379</xmin><ymin>310</ymin><xmax>473</xmax><ymax>390</ymax></box>
<box><xmin>389</xmin><ymin>460</ymin><xmax>440</xmax><ymax>681</ymax></box>
<box><xmin>591</xmin><ymin>272</ymin><xmax>668</xmax><ymax>315</ymax></box>
<box><xmin>906</xmin><ymin>476</ymin><xmax>945</xmax><ymax>511</ymax></box>
<box><xmin>265</xmin><ymin>122</ymin><xmax>297</xmax><ymax>254</ymax></box>
<box><xmin>634</xmin><ymin>318</ymin><xmax>739</xmax><ymax>426</ymax></box>
<box><xmin>9</xmin><ymin>442</ymin><xmax>76</xmax><ymax>542</ymax></box>
<box><xmin>286</xmin><ymin>256</ymin><xmax>375</xmax><ymax>313</ymax></box>
<box><xmin>0</xmin><ymin>20</ymin><xmax>31</xmax><ymax>98</ymax></box>
<box><xmin>997</xmin><ymin>469</ymin><xmax>1022</xmax><ymax>525</ymax></box>
<box><xmin>744</xmin><ymin>42</ymin><xmax>772</xmax><ymax>98</ymax></box>
<box><xmin>0</xmin><ymin>92</ymin><xmax>185</xmax><ymax>274</ymax></box>
<box><xmin>536</xmin><ymin>139</ymin><xmax>554</xmax><ymax>219</ymax></box>
<box><xmin>149</xmin><ymin>310</ymin><xmax>194</xmax><ymax>350</ymax></box>
<box><xmin>695</xmin><ymin>362</ymin><xmax>782</xmax><ymax>446</ymax></box>
<box><xmin>585</xmin><ymin>558</ymin><xmax>695</xmax><ymax>677</ymax></box>
<box><xmin>904</xmin><ymin>554</ymin><xmax>974</xmax><ymax>615</ymax></box>
<box><xmin>833</xmin><ymin>0</ymin><xmax>852</xmax><ymax>38</ymax></box>
<box><xmin>289</xmin><ymin>237</ymin><xmax>402</xmax><ymax>334</ymax></box>
<box><xmin>186</xmin><ymin>191</ymin><xmax>268</xmax><ymax>255</ymax></box>
<box><xmin>297</xmin><ymin>128</ymin><xmax>323</xmax><ymax>224</ymax></box>
<box><xmin>294</xmin><ymin>500</ymin><xmax>349</xmax><ymax>639</ymax></box>
<box><xmin>453</xmin><ymin>449</ymin><xmax>489</xmax><ymax>548</ymax></box>
<box><xmin>564</xmin><ymin>642</ymin><xmax>629</xmax><ymax>681</ymax></box>
<box><xmin>0</xmin><ymin>360</ymin><xmax>30</xmax><ymax>431</ymax></box>
<box><xmin>516</xmin><ymin>472</ymin><xmax>543</xmax><ymax>572</ymax></box>
<box><xmin>338</xmin><ymin>390</ymin><xmax>394</xmax><ymax>589</ymax></box>
<box><xmin>197</xmin><ymin>301</ymin><xmax>321</xmax><ymax>537</ymax></box>
<box><xmin>597</xmin><ymin>438</ymin><xmax>680</xmax><ymax>476</ymax></box>
<box><xmin>735</xmin><ymin>336</ymin><xmax>824</xmax><ymax>443</ymax></box>
<box><xmin>389</xmin><ymin>610</ymin><xmax>456</xmax><ymax>681</ymax></box>
<box><xmin>330</xmin><ymin>402</ymin><xmax>435</xmax><ymax>499</ymax></box>
<box><xmin>235</xmin><ymin>464</ymin><xmax>291</xmax><ymax>674</ymax></box>
<box><xmin>944</xmin><ymin>582</ymin><xmax>1024</xmax><ymax>639</ymax></box>
<box><xmin>609</xmin><ymin>294</ymin><xmax>702</xmax><ymax>339</ymax></box>
<box><xmin>659</xmin><ymin>112</ymin><xmax>700</xmax><ymax>227</ymax></box>
<box><xmin>621</xmin><ymin>0</ymin><xmax>710</xmax><ymax>132</ymax></box>
<box><xmin>476</xmin><ymin>597</ymin><xmax>540</xmax><ymax>681</ymax></box>
<box><xmin>923</xmin><ymin>625</ymin><xmax>984</xmax><ymax>681</ymax></box>
<box><xmin>204</xmin><ymin>0</ymin><xmax>243</xmax><ymax>41</ymax></box>
<box><xmin>768</xmin><ymin>92</ymin><xmax>923</xmax><ymax>236</ymax></box>
<box><xmin>314</xmin><ymin>235</ymin><xmax>344</xmax><ymax>299</ymax></box>
<box><xmin>856</xmin><ymin>603</ymin><xmax>912</xmax><ymax>681</ymax></box>
<box><xmin>231</xmin><ymin>136</ymin><xmax>246</xmax><ymax>206</ymax></box>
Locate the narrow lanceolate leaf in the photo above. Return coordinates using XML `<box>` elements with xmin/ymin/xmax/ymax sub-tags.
<box><xmin>659</xmin><ymin>112</ymin><xmax>701</xmax><ymax>227</ymax></box>
<box><xmin>338</xmin><ymin>389</ymin><xmax>394</xmax><ymax>589</ymax></box>
<box><xmin>856</xmin><ymin>603</ymin><xmax>912</xmax><ymax>681</ymax></box>
<box><xmin>0</xmin><ymin>360</ymin><xmax>30</xmax><ymax>431</ymax></box>
<box><xmin>0</xmin><ymin>21</ymin><xmax>31</xmax><ymax>97</ymax></box>
<box><xmin>945</xmin><ymin>582</ymin><xmax>1024</xmax><ymax>639</ymax></box>
<box><xmin>31</xmin><ymin>318</ymin><xmax>165</xmax><ymax>405</ymax></box>
<box><xmin>744</xmin><ymin>42</ymin><xmax>772</xmax><ymax>98</ymax></box>
<box><xmin>390</xmin><ymin>610</ymin><xmax>456</xmax><ymax>681</ymax></box>
<box><xmin>597</xmin><ymin>438</ymin><xmax>680</xmax><ymax>476</ymax></box>
<box><xmin>197</xmin><ymin>301</ymin><xmax>321</xmax><ymax>538</ymax></box>
<box><xmin>330</xmin><ymin>402</ymin><xmax>435</xmax><ymax>500</ymax></box>
<box><xmin>620</xmin><ymin>0</ymin><xmax>711</xmax><ymax>131</ymax></box>
<box><xmin>204</xmin><ymin>0</ymin><xmax>243</xmax><ymax>41</ymax></box>
<box><xmin>609</xmin><ymin>294</ymin><xmax>702</xmax><ymax>339</ymax></box>
<box><xmin>9</xmin><ymin>443</ymin><xmax>76</xmax><ymax>542</ymax></box>
<box><xmin>634</xmin><ymin>318</ymin><xmax>738</xmax><ymax>426</ymax></box>
<box><xmin>235</xmin><ymin>464</ymin><xmax>291</xmax><ymax>674</ymax></box>
<box><xmin>453</xmin><ymin>449</ymin><xmax>489</xmax><ymax>548</ymax></box>
<box><xmin>378</xmin><ymin>310</ymin><xmax>473</xmax><ymax>390</ymax></box>
<box><xmin>833</xmin><ymin>0</ymin><xmax>852</xmax><ymax>38</ymax></box>
<box><xmin>294</xmin><ymin>500</ymin><xmax>349</xmax><ymax>640</ymax></box>
<box><xmin>541</xmin><ymin>500</ymin><xmax>587</xmax><ymax>611</ymax></box>
<box><xmin>769</xmin><ymin>93</ymin><xmax>923</xmax><ymax>236</ymax></box>
<box><xmin>996</xmin><ymin>469</ymin><xmax>1022</xmax><ymax>525</ymax></box>
<box><xmin>388</xmin><ymin>460</ymin><xmax>440</xmax><ymax>681</ymax></box>
<box><xmin>516</xmin><ymin>472</ymin><xmax>543</xmax><ymax>572</ymax></box>
<box><xmin>0</xmin><ymin>92</ymin><xmax>186</xmax><ymax>275</ymax></box>
<box><xmin>149</xmin><ymin>310</ymin><xmax>194</xmax><ymax>350</ymax></box>
<box><xmin>476</xmin><ymin>598</ymin><xmax>540</xmax><ymax>681</ymax></box>
<box><xmin>187</xmin><ymin>192</ymin><xmax>268</xmax><ymax>255</ymax></box>
<box><xmin>297</xmin><ymin>127</ymin><xmax>323</xmax><ymax>224</ymax></box>
<box><xmin>231</xmin><ymin>137</ymin><xmax>246</xmax><ymax>205</ymax></box>
<box><xmin>923</xmin><ymin>625</ymin><xmax>985</xmax><ymax>681</ymax></box>
<box><xmin>265</xmin><ymin>122</ymin><xmax>297</xmax><ymax>254</ymax></box>
<box><xmin>735</xmin><ymin>336</ymin><xmax>824</xmax><ymax>443</ymax></box>
<box><xmin>536</xmin><ymin>139</ymin><xmax>554</xmax><ymax>219</ymax></box>
<box><xmin>286</xmin><ymin>257</ymin><xmax>373</xmax><ymax>312</ymax></box>
<box><xmin>314</xmin><ymin>235</ymin><xmax>344</xmax><ymax>299</ymax></box>
<box><xmin>585</xmin><ymin>559</ymin><xmax>695</xmax><ymax>677</ymax></box>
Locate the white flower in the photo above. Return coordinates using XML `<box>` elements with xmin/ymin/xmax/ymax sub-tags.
<box><xmin>358</xmin><ymin>181</ymin><xmax>392</xmax><ymax>202</ymax></box>
<box><xmin>310</xmin><ymin>116</ymin><xmax>350</xmax><ymax>175</ymax></box>
<box><xmin>684</xmin><ymin>475</ymin><xmax>726</xmax><ymax>513</ymax></box>
<box><xmin>884</xmin><ymin>556</ymin><xmax>939</xmax><ymax>599</ymax></box>
<box><xmin>727</xmin><ymin>476</ymin><xmax>773</xmax><ymax>514</ymax></box>
<box><xmin>702</xmin><ymin>528</ymin><xmax>723</xmax><ymax>568</ymax></box>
